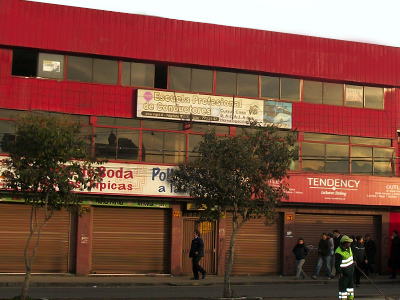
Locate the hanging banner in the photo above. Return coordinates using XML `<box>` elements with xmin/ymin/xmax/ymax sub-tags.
<box><xmin>137</xmin><ymin>89</ymin><xmax>292</xmax><ymax>129</ymax></box>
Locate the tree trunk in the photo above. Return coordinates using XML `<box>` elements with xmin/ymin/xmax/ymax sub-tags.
<box><xmin>223</xmin><ymin>218</ymin><xmax>246</xmax><ymax>298</ymax></box>
<box><xmin>20</xmin><ymin>270</ymin><xmax>31</xmax><ymax>300</ymax></box>
<box><xmin>20</xmin><ymin>204</ymin><xmax>53</xmax><ymax>300</ymax></box>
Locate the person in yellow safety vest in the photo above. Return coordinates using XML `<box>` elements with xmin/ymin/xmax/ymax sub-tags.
<box><xmin>335</xmin><ymin>235</ymin><xmax>355</xmax><ymax>300</ymax></box>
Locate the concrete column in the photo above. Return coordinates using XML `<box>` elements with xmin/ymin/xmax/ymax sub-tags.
<box><xmin>170</xmin><ymin>204</ymin><xmax>183</xmax><ymax>276</ymax></box>
<box><xmin>282</xmin><ymin>211</ymin><xmax>296</xmax><ymax>276</ymax></box>
<box><xmin>76</xmin><ymin>205</ymin><xmax>93</xmax><ymax>276</ymax></box>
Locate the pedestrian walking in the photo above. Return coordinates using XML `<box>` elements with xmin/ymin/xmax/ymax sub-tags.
<box><xmin>333</xmin><ymin>230</ymin><xmax>342</xmax><ymax>251</ymax></box>
<box><xmin>364</xmin><ymin>234</ymin><xmax>377</xmax><ymax>276</ymax></box>
<box><xmin>335</xmin><ymin>235</ymin><xmax>355</xmax><ymax>300</ymax></box>
<box><xmin>389</xmin><ymin>229</ymin><xmax>400</xmax><ymax>279</ymax></box>
<box><xmin>352</xmin><ymin>235</ymin><xmax>368</xmax><ymax>287</ymax></box>
<box><xmin>311</xmin><ymin>233</ymin><xmax>332</xmax><ymax>280</ymax></box>
<box><xmin>292</xmin><ymin>238</ymin><xmax>310</xmax><ymax>279</ymax></box>
<box><xmin>189</xmin><ymin>229</ymin><xmax>207</xmax><ymax>280</ymax></box>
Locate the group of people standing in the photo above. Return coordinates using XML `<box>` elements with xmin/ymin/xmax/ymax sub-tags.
<box><xmin>292</xmin><ymin>230</ymin><xmax>380</xmax><ymax>300</ymax></box>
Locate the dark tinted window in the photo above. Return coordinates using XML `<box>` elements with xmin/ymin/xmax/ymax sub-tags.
<box><xmin>191</xmin><ymin>68</ymin><xmax>213</xmax><ymax>93</ymax></box>
<box><xmin>216</xmin><ymin>71</ymin><xmax>236</xmax><ymax>95</ymax></box>
<box><xmin>237</xmin><ymin>73</ymin><xmax>258</xmax><ymax>97</ymax></box>
<box><xmin>303</xmin><ymin>80</ymin><xmax>322</xmax><ymax>104</ymax></box>
<box><xmin>323</xmin><ymin>83</ymin><xmax>343</xmax><ymax>106</ymax></box>
<box><xmin>67</xmin><ymin>56</ymin><xmax>92</xmax><ymax>82</ymax></box>
<box><xmin>169</xmin><ymin>66</ymin><xmax>191</xmax><ymax>91</ymax></box>
<box><xmin>281</xmin><ymin>78</ymin><xmax>300</xmax><ymax>101</ymax></box>
<box><xmin>260</xmin><ymin>76</ymin><xmax>280</xmax><ymax>99</ymax></box>
<box><xmin>92</xmin><ymin>58</ymin><xmax>118</xmax><ymax>85</ymax></box>
<box><xmin>12</xmin><ymin>49</ymin><xmax>38</xmax><ymax>77</ymax></box>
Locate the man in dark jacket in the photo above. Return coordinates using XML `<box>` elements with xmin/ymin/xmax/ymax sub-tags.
<box><xmin>364</xmin><ymin>234</ymin><xmax>377</xmax><ymax>276</ymax></box>
<box><xmin>311</xmin><ymin>233</ymin><xmax>332</xmax><ymax>280</ymax></box>
<box><xmin>390</xmin><ymin>230</ymin><xmax>400</xmax><ymax>279</ymax></box>
<box><xmin>353</xmin><ymin>235</ymin><xmax>368</xmax><ymax>286</ymax></box>
<box><xmin>189</xmin><ymin>230</ymin><xmax>206</xmax><ymax>280</ymax></box>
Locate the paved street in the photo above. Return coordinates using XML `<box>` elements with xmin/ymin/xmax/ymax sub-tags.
<box><xmin>0</xmin><ymin>274</ymin><xmax>399</xmax><ymax>300</ymax></box>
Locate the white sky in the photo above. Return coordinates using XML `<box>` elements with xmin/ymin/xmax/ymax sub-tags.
<box><xmin>29</xmin><ymin>0</ymin><xmax>400</xmax><ymax>48</ymax></box>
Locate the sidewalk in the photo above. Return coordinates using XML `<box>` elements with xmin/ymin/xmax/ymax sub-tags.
<box><xmin>0</xmin><ymin>273</ymin><xmax>396</xmax><ymax>288</ymax></box>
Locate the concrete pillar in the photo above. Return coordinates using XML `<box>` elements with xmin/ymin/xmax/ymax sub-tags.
<box><xmin>170</xmin><ymin>204</ymin><xmax>183</xmax><ymax>276</ymax></box>
<box><xmin>76</xmin><ymin>205</ymin><xmax>93</xmax><ymax>276</ymax></box>
<box><xmin>282</xmin><ymin>211</ymin><xmax>296</xmax><ymax>276</ymax></box>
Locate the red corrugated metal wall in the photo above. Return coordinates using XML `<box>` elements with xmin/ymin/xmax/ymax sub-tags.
<box><xmin>0</xmin><ymin>0</ymin><xmax>399</xmax><ymax>85</ymax></box>
<box><xmin>0</xmin><ymin>0</ymin><xmax>399</xmax><ymax>138</ymax></box>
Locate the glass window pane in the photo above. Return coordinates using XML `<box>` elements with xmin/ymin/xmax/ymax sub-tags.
<box><xmin>374</xmin><ymin>161</ymin><xmax>393</xmax><ymax>176</ymax></box>
<box><xmin>303</xmin><ymin>80</ymin><xmax>322</xmax><ymax>104</ymax></box>
<box><xmin>304</xmin><ymin>132</ymin><xmax>349</xmax><ymax>143</ymax></box>
<box><xmin>142</xmin><ymin>130</ymin><xmax>164</xmax><ymax>163</ymax></box>
<box><xmin>169</xmin><ymin>66</ymin><xmax>191</xmax><ymax>91</ymax></box>
<box><xmin>37</xmin><ymin>53</ymin><xmax>64</xmax><ymax>79</ymax></box>
<box><xmin>326</xmin><ymin>144</ymin><xmax>349</xmax><ymax>157</ymax></box>
<box><xmin>260</xmin><ymin>76</ymin><xmax>280</xmax><ymax>99</ymax></box>
<box><xmin>237</xmin><ymin>73</ymin><xmax>258</xmax><ymax>97</ymax></box>
<box><xmin>302</xmin><ymin>142</ymin><xmax>325</xmax><ymax>157</ymax></box>
<box><xmin>116</xmin><ymin>129</ymin><xmax>140</xmax><ymax>161</ymax></box>
<box><xmin>323</xmin><ymin>83</ymin><xmax>343</xmax><ymax>106</ymax></box>
<box><xmin>132</xmin><ymin>62</ymin><xmax>155</xmax><ymax>87</ymax></box>
<box><xmin>121</xmin><ymin>62</ymin><xmax>131</xmax><ymax>86</ymax></box>
<box><xmin>12</xmin><ymin>49</ymin><xmax>38</xmax><ymax>77</ymax></box>
<box><xmin>94</xmin><ymin>127</ymin><xmax>117</xmax><ymax>159</ymax></box>
<box><xmin>188</xmin><ymin>134</ymin><xmax>203</xmax><ymax>162</ymax></box>
<box><xmin>164</xmin><ymin>132</ymin><xmax>186</xmax><ymax>164</ymax></box>
<box><xmin>326</xmin><ymin>160</ymin><xmax>349</xmax><ymax>173</ymax></box>
<box><xmin>281</xmin><ymin>78</ymin><xmax>300</xmax><ymax>101</ymax></box>
<box><xmin>351</xmin><ymin>146</ymin><xmax>372</xmax><ymax>175</ymax></box>
<box><xmin>142</xmin><ymin>120</ymin><xmax>182</xmax><ymax>130</ymax></box>
<box><xmin>365</xmin><ymin>87</ymin><xmax>384</xmax><ymax>109</ymax></box>
<box><xmin>190</xmin><ymin>123</ymin><xmax>230</xmax><ymax>135</ymax></box>
<box><xmin>67</xmin><ymin>56</ymin><xmax>93</xmax><ymax>82</ymax></box>
<box><xmin>216</xmin><ymin>71</ymin><xmax>237</xmax><ymax>95</ymax></box>
<box><xmin>0</xmin><ymin>120</ymin><xmax>15</xmax><ymax>153</ymax></box>
<box><xmin>345</xmin><ymin>85</ymin><xmax>363</xmax><ymax>108</ymax></box>
<box><xmin>92</xmin><ymin>58</ymin><xmax>118</xmax><ymax>85</ymax></box>
<box><xmin>351</xmin><ymin>136</ymin><xmax>391</xmax><ymax>147</ymax></box>
<box><xmin>302</xmin><ymin>160</ymin><xmax>325</xmax><ymax>172</ymax></box>
<box><xmin>374</xmin><ymin>147</ymin><xmax>394</xmax><ymax>158</ymax></box>
<box><xmin>142</xmin><ymin>131</ymin><xmax>185</xmax><ymax>164</ymax></box>
<box><xmin>191</xmin><ymin>68</ymin><xmax>213</xmax><ymax>93</ymax></box>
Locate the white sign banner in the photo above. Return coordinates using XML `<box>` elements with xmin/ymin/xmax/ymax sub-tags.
<box><xmin>137</xmin><ymin>89</ymin><xmax>292</xmax><ymax>128</ymax></box>
<box><xmin>0</xmin><ymin>157</ymin><xmax>187</xmax><ymax>198</ymax></box>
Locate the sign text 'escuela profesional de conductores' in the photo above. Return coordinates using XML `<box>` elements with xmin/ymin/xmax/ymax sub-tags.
<box><xmin>136</xmin><ymin>89</ymin><xmax>293</xmax><ymax>129</ymax></box>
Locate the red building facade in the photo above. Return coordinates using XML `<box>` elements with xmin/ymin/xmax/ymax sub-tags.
<box><xmin>0</xmin><ymin>0</ymin><xmax>399</xmax><ymax>276</ymax></box>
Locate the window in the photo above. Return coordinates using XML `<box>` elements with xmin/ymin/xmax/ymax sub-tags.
<box><xmin>0</xmin><ymin>120</ymin><xmax>15</xmax><ymax>153</ymax></box>
<box><xmin>188</xmin><ymin>134</ymin><xmax>203</xmax><ymax>162</ymax></box>
<box><xmin>191</xmin><ymin>68</ymin><xmax>213</xmax><ymax>93</ymax></box>
<box><xmin>260</xmin><ymin>76</ymin><xmax>280</xmax><ymax>99</ymax></box>
<box><xmin>169</xmin><ymin>66</ymin><xmax>191</xmax><ymax>91</ymax></box>
<box><xmin>365</xmin><ymin>87</ymin><xmax>384</xmax><ymax>109</ymax></box>
<box><xmin>97</xmin><ymin>116</ymin><xmax>141</xmax><ymax>128</ymax></box>
<box><xmin>351</xmin><ymin>146</ymin><xmax>372</xmax><ymax>175</ymax></box>
<box><xmin>216</xmin><ymin>71</ymin><xmax>237</xmax><ymax>95</ymax></box>
<box><xmin>92</xmin><ymin>58</ymin><xmax>118</xmax><ymax>85</ymax></box>
<box><xmin>37</xmin><ymin>53</ymin><xmax>65</xmax><ymax>79</ymax></box>
<box><xmin>237</xmin><ymin>73</ymin><xmax>258</xmax><ymax>97</ymax></box>
<box><xmin>67</xmin><ymin>56</ymin><xmax>92</xmax><ymax>82</ymax></box>
<box><xmin>142</xmin><ymin>131</ymin><xmax>186</xmax><ymax>164</ymax></box>
<box><xmin>67</xmin><ymin>56</ymin><xmax>118</xmax><ymax>84</ymax></box>
<box><xmin>94</xmin><ymin>127</ymin><xmax>140</xmax><ymax>161</ymax></box>
<box><xmin>323</xmin><ymin>83</ymin><xmax>344</xmax><ymax>106</ymax></box>
<box><xmin>351</xmin><ymin>136</ymin><xmax>391</xmax><ymax>147</ymax></box>
<box><xmin>303</xmin><ymin>81</ymin><xmax>322</xmax><ymax>104</ymax></box>
<box><xmin>12</xmin><ymin>49</ymin><xmax>38</xmax><ymax>77</ymax></box>
<box><xmin>345</xmin><ymin>85</ymin><xmax>363</xmax><ymax>108</ymax></box>
<box><xmin>373</xmin><ymin>148</ymin><xmax>394</xmax><ymax>175</ymax></box>
<box><xmin>281</xmin><ymin>78</ymin><xmax>300</xmax><ymax>101</ymax></box>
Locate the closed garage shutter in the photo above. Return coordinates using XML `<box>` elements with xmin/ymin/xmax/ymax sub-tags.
<box><xmin>92</xmin><ymin>207</ymin><xmax>171</xmax><ymax>274</ymax></box>
<box><xmin>0</xmin><ymin>203</ymin><xmax>70</xmax><ymax>273</ymax></box>
<box><xmin>225</xmin><ymin>213</ymin><xmax>280</xmax><ymax>275</ymax></box>
<box><xmin>295</xmin><ymin>213</ymin><xmax>379</xmax><ymax>275</ymax></box>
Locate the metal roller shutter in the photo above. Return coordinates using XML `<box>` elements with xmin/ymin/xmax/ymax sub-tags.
<box><xmin>294</xmin><ymin>213</ymin><xmax>379</xmax><ymax>275</ymax></box>
<box><xmin>92</xmin><ymin>207</ymin><xmax>171</xmax><ymax>274</ymax></box>
<box><xmin>0</xmin><ymin>203</ymin><xmax>70</xmax><ymax>273</ymax></box>
<box><xmin>225</xmin><ymin>213</ymin><xmax>280</xmax><ymax>275</ymax></box>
